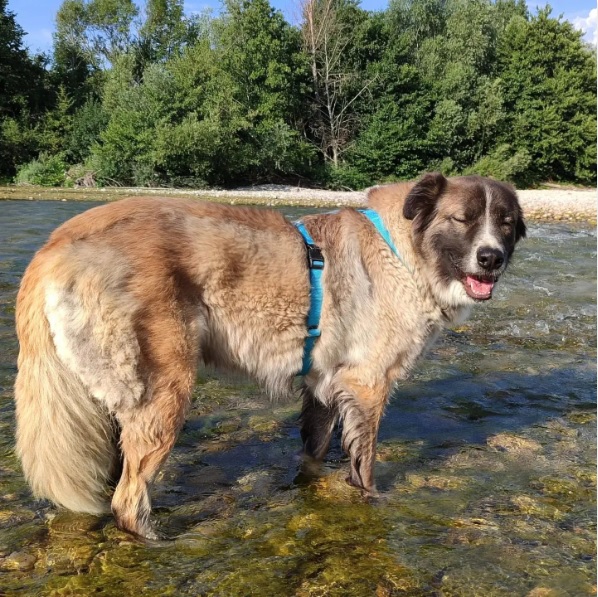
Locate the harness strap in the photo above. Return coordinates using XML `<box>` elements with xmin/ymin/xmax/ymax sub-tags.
<box><xmin>294</xmin><ymin>221</ymin><xmax>324</xmax><ymax>376</ymax></box>
<box><xmin>294</xmin><ymin>208</ymin><xmax>407</xmax><ymax>376</ymax></box>
<box><xmin>357</xmin><ymin>208</ymin><xmax>410</xmax><ymax>271</ymax></box>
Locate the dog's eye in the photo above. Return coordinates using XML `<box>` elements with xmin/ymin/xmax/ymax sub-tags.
<box><xmin>452</xmin><ymin>215</ymin><xmax>467</xmax><ymax>223</ymax></box>
<box><xmin>502</xmin><ymin>220</ymin><xmax>514</xmax><ymax>228</ymax></box>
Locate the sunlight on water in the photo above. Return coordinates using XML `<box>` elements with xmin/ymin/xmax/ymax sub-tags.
<box><xmin>0</xmin><ymin>201</ymin><xmax>595</xmax><ymax>596</ymax></box>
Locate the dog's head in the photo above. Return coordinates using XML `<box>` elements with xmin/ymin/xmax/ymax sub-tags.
<box><xmin>403</xmin><ymin>172</ymin><xmax>526</xmax><ymax>307</ymax></box>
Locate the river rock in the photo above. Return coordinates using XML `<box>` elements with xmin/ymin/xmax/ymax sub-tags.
<box><xmin>1</xmin><ymin>551</ymin><xmax>37</xmax><ymax>571</ymax></box>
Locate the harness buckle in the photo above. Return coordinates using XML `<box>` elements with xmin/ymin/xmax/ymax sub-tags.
<box><xmin>307</xmin><ymin>244</ymin><xmax>324</xmax><ymax>269</ymax></box>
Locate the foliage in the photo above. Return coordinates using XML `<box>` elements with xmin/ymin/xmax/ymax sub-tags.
<box><xmin>0</xmin><ymin>0</ymin><xmax>49</xmax><ymax>177</ymax></box>
<box><xmin>497</xmin><ymin>8</ymin><xmax>597</xmax><ymax>185</ymax></box>
<box><xmin>3</xmin><ymin>0</ymin><xmax>597</xmax><ymax>188</ymax></box>
<box><xmin>15</xmin><ymin>153</ymin><xmax>69</xmax><ymax>186</ymax></box>
<box><xmin>66</xmin><ymin>98</ymin><xmax>108</xmax><ymax>163</ymax></box>
<box><xmin>55</xmin><ymin>0</ymin><xmax>139</xmax><ymax>66</ymax></box>
<box><xmin>462</xmin><ymin>143</ymin><xmax>532</xmax><ymax>187</ymax></box>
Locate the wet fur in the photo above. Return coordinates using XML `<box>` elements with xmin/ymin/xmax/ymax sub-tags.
<box><xmin>14</xmin><ymin>173</ymin><xmax>525</xmax><ymax>538</ymax></box>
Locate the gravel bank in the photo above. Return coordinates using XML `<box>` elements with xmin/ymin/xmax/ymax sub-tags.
<box><xmin>516</xmin><ymin>189</ymin><xmax>596</xmax><ymax>222</ymax></box>
<box><xmin>156</xmin><ymin>184</ymin><xmax>598</xmax><ymax>223</ymax></box>
<box><xmin>0</xmin><ymin>184</ymin><xmax>595</xmax><ymax>222</ymax></box>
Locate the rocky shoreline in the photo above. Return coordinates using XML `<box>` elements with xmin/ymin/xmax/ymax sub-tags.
<box><xmin>0</xmin><ymin>184</ymin><xmax>595</xmax><ymax>223</ymax></box>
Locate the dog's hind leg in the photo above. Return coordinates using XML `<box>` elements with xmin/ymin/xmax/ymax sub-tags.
<box><xmin>111</xmin><ymin>304</ymin><xmax>200</xmax><ymax>539</ymax></box>
<box><xmin>299</xmin><ymin>384</ymin><xmax>338</xmax><ymax>460</ymax></box>
<box><xmin>333</xmin><ymin>375</ymin><xmax>389</xmax><ymax>494</ymax></box>
<box><xmin>111</xmin><ymin>377</ymin><xmax>192</xmax><ymax>539</ymax></box>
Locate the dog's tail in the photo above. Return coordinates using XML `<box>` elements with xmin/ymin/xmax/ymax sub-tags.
<box><xmin>14</xmin><ymin>256</ymin><xmax>119</xmax><ymax>514</ymax></box>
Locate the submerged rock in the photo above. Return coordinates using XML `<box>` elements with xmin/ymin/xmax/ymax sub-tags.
<box><xmin>1</xmin><ymin>550</ymin><xmax>36</xmax><ymax>571</ymax></box>
<box><xmin>487</xmin><ymin>433</ymin><xmax>543</xmax><ymax>454</ymax></box>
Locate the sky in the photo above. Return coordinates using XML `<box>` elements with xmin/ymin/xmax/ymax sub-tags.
<box><xmin>7</xmin><ymin>0</ymin><xmax>598</xmax><ymax>55</ymax></box>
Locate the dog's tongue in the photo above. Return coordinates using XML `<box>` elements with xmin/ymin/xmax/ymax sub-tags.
<box><xmin>465</xmin><ymin>275</ymin><xmax>495</xmax><ymax>299</ymax></box>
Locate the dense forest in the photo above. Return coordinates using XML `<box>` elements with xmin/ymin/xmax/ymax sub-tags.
<box><xmin>0</xmin><ymin>0</ymin><xmax>595</xmax><ymax>189</ymax></box>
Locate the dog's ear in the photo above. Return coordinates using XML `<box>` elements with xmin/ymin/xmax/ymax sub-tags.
<box><xmin>515</xmin><ymin>211</ymin><xmax>527</xmax><ymax>242</ymax></box>
<box><xmin>403</xmin><ymin>172</ymin><xmax>447</xmax><ymax>230</ymax></box>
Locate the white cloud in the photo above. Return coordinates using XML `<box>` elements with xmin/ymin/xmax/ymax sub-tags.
<box><xmin>573</xmin><ymin>7</ymin><xmax>598</xmax><ymax>46</ymax></box>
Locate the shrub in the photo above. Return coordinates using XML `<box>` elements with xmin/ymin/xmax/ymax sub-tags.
<box><xmin>65</xmin><ymin>162</ymin><xmax>98</xmax><ymax>187</ymax></box>
<box><xmin>66</xmin><ymin>99</ymin><xmax>108</xmax><ymax>164</ymax></box>
<box><xmin>463</xmin><ymin>144</ymin><xmax>533</xmax><ymax>187</ymax></box>
<box><xmin>326</xmin><ymin>164</ymin><xmax>373</xmax><ymax>190</ymax></box>
<box><xmin>15</xmin><ymin>153</ymin><xmax>68</xmax><ymax>186</ymax></box>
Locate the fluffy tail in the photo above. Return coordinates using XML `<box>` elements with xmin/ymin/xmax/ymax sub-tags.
<box><xmin>14</xmin><ymin>257</ymin><xmax>119</xmax><ymax>514</ymax></box>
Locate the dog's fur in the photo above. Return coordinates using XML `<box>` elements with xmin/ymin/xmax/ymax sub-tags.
<box><xmin>14</xmin><ymin>173</ymin><xmax>525</xmax><ymax>538</ymax></box>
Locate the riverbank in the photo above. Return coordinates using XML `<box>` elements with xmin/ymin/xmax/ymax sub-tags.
<box><xmin>0</xmin><ymin>184</ymin><xmax>595</xmax><ymax>223</ymax></box>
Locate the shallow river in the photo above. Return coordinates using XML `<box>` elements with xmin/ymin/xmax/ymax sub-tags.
<box><xmin>0</xmin><ymin>200</ymin><xmax>595</xmax><ymax>596</ymax></box>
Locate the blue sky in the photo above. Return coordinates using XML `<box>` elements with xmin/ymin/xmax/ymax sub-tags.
<box><xmin>8</xmin><ymin>0</ymin><xmax>597</xmax><ymax>55</ymax></box>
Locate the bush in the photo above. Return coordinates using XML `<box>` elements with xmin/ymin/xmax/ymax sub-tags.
<box><xmin>66</xmin><ymin>99</ymin><xmax>108</xmax><ymax>164</ymax></box>
<box><xmin>15</xmin><ymin>153</ymin><xmax>69</xmax><ymax>186</ymax></box>
<box><xmin>65</xmin><ymin>162</ymin><xmax>98</xmax><ymax>187</ymax></box>
<box><xmin>325</xmin><ymin>164</ymin><xmax>373</xmax><ymax>191</ymax></box>
<box><xmin>463</xmin><ymin>144</ymin><xmax>533</xmax><ymax>187</ymax></box>
<box><xmin>425</xmin><ymin>157</ymin><xmax>458</xmax><ymax>177</ymax></box>
<box><xmin>0</xmin><ymin>117</ymin><xmax>39</xmax><ymax>177</ymax></box>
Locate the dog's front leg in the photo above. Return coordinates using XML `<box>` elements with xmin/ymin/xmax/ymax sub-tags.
<box><xmin>334</xmin><ymin>375</ymin><xmax>389</xmax><ymax>494</ymax></box>
<box><xmin>299</xmin><ymin>384</ymin><xmax>338</xmax><ymax>461</ymax></box>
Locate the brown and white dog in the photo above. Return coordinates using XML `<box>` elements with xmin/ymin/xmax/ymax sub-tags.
<box><xmin>14</xmin><ymin>173</ymin><xmax>525</xmax><ymax>538</ymax></box>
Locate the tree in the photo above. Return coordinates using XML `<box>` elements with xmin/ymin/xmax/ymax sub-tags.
<box><xmin>215</xmin><ymin>0</ymin><xmax>314</xmax><ymax>181</ymax></box>
<box><xmin>497</xmin><ymin>8</ymin><xmax>597</xmax><ymax>184</ymax></box>
<box><xmin>52</xmin><ymin>36</ymin><xmax>99</xmax><ymax>108</ymax></box>
<box><xmin>55</xmin><ymin>0</ymin><xmax>138</xmax><ymax>67</ymax></box>
<box><xmin>0</xmin><ymin>0</ymin><xmax>48</xmax><ymax>176</ymax></box>
<box><xmin>338</xmin><ymin>14</ymin><xmax>435</xmax><ymax>186</ymax></box>
<box><xmin>387</xmin><ymin>0</ymin><xmax>447</xmax><ymax>53</ymax></box>
<box><xmin>137</xmin><ymin>0</ymin><xmax>188</xmax><ymax>62</ymax></box>
<box><xmin>66</xmin><ymin>98</ymin><xmax>108</xmax><ymax>163</ymax></box>
<box><xmin>92</xmin><ymin>0</ymin><xmax>315</xmax><ymax>187</ymax></box>
<box><xmin>37</xmin><ymin>85</ymin><xmax>74</xmax><ymax>155</ymax></box>
<box><xmin>92</xmin><ymin>55</ymin><xmax>171</xmax><ymax>185</ymax></box>
<box><xmin>4</xmin><ymin>0</ymin><xmax>596</xmax><ymax>188</ymax></box>
<box><xmin>301</xmin><ymin>0</ymin><xmax>374</xmax><ymax>167</ymax></box>
<box><xmin>0</xmin><ymin>0</ymin><xmax>46</xmax><ymax>119</ymax></box>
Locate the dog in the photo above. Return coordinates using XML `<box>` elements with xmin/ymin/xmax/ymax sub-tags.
<box><xmin>14</xmin><ymin>172</ymin><xmax>526</xmax><ymax>538</ymax></box>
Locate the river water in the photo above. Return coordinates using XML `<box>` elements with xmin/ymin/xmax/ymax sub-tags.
<box><xmin>0</xmin><ymin>200</ymin><xmax>595</xmax><ymax>596</ymax></box>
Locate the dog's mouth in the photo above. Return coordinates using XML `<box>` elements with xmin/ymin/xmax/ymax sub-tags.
<box><xmin>462</xmin><ymin>274</ymin><xmax>496</xmax><ymax>300</ymax></box>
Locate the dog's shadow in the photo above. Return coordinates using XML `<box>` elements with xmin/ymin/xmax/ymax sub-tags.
<box><xmin>153</xmin><ymin>363</ymin><xmax>595</xmax><ymax>538</ymax></box>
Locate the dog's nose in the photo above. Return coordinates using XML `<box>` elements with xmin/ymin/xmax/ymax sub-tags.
<box><xmin>477</xmin><ymin>247</ymin><xmax>504</xmax><ymax>271</ymax></box>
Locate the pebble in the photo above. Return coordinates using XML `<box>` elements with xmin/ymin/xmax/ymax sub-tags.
<box><xmin>1</xmin><ymin>551</ymin><xmax>37</xmax><ymax>572</ymax></box>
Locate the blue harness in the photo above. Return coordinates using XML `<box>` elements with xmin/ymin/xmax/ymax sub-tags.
<box><xmin>294</xmin><ymin>208</ymin><xmax>406</xmax><ymax>376</ymax></box>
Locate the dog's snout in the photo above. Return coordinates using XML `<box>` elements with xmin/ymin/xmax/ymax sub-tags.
<box><xmin>477</xmin><ymin>247</ymin><xmax>504</xmax><ymax>271</ymax></box>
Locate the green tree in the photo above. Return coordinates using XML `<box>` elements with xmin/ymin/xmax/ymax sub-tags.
<box><xmin>5</xmin><ymin>0</ymin><xmax>596</xmax><ymax>188</ymax></box>
<box><xmin>498</xmin><ymin>8</ymin><xmax>597</xmax><ymax>184</ymax></box>
<box><xmin>92</xmin><ymin>55</ymin><xmax>170</xmax><ymax>185</ymax></box>
<box><xmin>217</xmin><ymin>0</ymin><xmax>312</xmax><ymax>179</ymax></box>
<box><xmin>0</xmin><ymin>0</ymin><xmax>48</xmax><ymax>177</ymax></box>
<box><xmin>65</xmin><ymin>97</ymin><xmax>107</xmax><ymax>163</ymax></box>
<box><xmin>137</xmin><ymin>0</ymin><xmax>193</xmax><ymax>62</ymax></box>
<box><xmin>91</xmin><ymin>0</ymin><xmax>314</xmax><ymax>186</ymax></box>
<box><xmin>37</xmin><ymin>86</ymin><xmax>74</xmax><ymax>155</ymax></box>
<box><xmin>52</xmin><ymin>29</ymin><xmax>99</xmax><ymax>108</ymax></box>
<box><xmin>55</xmin><ymin>0</ymin><xmax>138</xmax><ymax>66</ymax></box>
<box><xmin>342</xmin><ymin>21</ymin><xmax>435</xmax><ymax>185</ymax></box>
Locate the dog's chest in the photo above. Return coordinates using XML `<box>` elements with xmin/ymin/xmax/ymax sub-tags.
<box><xmin>387</xmin><ymin>308</ymin><xmax>448</xmax><ymax>382</ymax></box>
